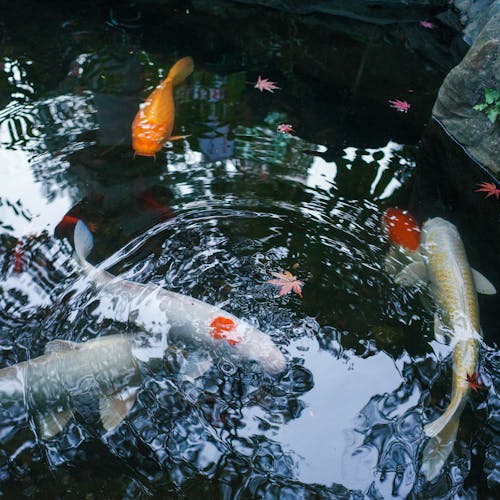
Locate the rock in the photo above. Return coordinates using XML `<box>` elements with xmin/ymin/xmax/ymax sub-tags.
<box><xmin>193</xmin><ymin>0</ymin><xmax>449</xmax><ymax>24</ymax></box>
<box><xmin>432</xmin><ymin>0</ymin><xmax>500</xmax><ymax>175</ymax></box>
<box><xmin>452</xmin><ymin>0</ymin><xmax>496</xmax><ymax>44</ymax></box>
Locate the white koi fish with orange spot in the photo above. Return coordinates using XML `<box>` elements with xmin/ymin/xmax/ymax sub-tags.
<box><xmin>73</xmin><ymin>220</ymin><xmax>286</xmax><ymax>376</ymax></box>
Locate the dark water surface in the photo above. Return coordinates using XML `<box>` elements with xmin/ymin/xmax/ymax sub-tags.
<box><xmin>0</xmin><ymin>1</ymin><xmax>498</xmax><ymax>498</ymax></box>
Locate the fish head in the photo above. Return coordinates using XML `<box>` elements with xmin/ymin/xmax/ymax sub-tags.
<box><xmin>131</xmin><ymin>113</ymin><xmax>168</xmax><ymax>157</ymax></box>
<box><xmin>421</xmin><ymin>217</ymin><xmax>457</xmax><ymax>243</ymax></box>
<box><xmin>208</xmin><ymin>315</ymin><xmax>286</xmax><ymax>375</ymax></box>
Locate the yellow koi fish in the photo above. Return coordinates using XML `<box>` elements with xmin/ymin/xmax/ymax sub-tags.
<box><xmin>387</xmin><ymin>217</ymin><xmax>496</xmax><ymax>481</ymax></box>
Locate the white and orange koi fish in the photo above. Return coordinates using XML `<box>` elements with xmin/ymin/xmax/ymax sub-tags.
<box><xmin>73</xmin><ymin>220</ymin><xmax>286</xmax><ymax>376</ymax></box>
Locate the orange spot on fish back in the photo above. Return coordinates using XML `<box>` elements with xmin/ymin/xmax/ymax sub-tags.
<box><xmin>210</xmin><ymin>316</ymin><xmax>242</xmax><ymax>346</ymax></box>
<box><xmin>383</xmin><ymin>208</ymin><xmax>421</xmax><ymax>251</ymax></box>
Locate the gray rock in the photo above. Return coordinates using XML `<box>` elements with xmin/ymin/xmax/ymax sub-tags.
<box><xmin>453</xmin><ymin>0</ymin><xmax>496</xmax><ymax>44</ymax></box>
<box><xmin>433</xmin><ymin>0</ymin><xmax>500</xmax><ymax>175</ymax></box>
<box><xmin>199</xmin><ymin>0</ymin><xmax>448</xmax><ymax>24</ymax></box>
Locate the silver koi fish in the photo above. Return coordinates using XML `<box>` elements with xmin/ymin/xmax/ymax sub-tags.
<box><xmin>0</xmin><ymin>334</ymin><xmax>142</xmax><ymax>439</ymax></box>
<box><xmin>388</xmin><ymin>217</ymin><xmax>496</xmax><ymax>481</ymax></box>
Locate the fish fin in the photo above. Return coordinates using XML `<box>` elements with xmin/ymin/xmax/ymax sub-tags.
<box><xmin>168</xmin><ymin>134</ymin><xmax>191</xmax><ymax>141</ymax></box>
<box><xmin>44</xmin><ymin>339</ymin><xmax>81</xmax><ymax>354</ymax></box>
<box><xmin>420</xmin><ymin>412</ymin><xmax>460</xmax><ymax>481</ymax></box>
<box><xmin>179</xmin><ymin>352</ymin><xmax>213</xmax><ymax>382</ymax></box>
<box><xmin>385</xmin><ymin>246</ymin><xmax>424</xmax><ymax>277</ymax></box>
<box><xmin>99</xmin><ymin>387</ymin><xmax>138</xmax><ymax>431</ymax></box>
<box><xmin>384</xmin><ymin>246</ymin><xmax>406</xmax><ymax>276</ymax></box>
<box><xmin>167</xmin><ymin>56</ymin><xmax>194</xmax><ymax>87</ymax></box>
<box><xmin>394</xmin><ymin>261</ymin><xmax>427</xmax><ymax>286</ymax></box>
<box><xmin>36</xmin><ymin>409</ymin><xmax>74</xmax><ymax>440</ymax></box>
<box><xmin>74</xmin><ymin>219</ymin><xmax>94</xmax><ymax>262</ymax></box>
<box><xmin>433</xmin><ymin>313</ymin><xmax>451</xmax><ymax>344</ymax></box>
<box><xmin>471</xmin><ymin>268</ymin><xmax>496</xmax><ymax>295</ymax></box>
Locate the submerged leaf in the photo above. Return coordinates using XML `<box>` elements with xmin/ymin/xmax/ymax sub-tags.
<box><xmin>254</xmin><ymin>76</ymin><xmax>281</xmax><ymax>93</ymax></box>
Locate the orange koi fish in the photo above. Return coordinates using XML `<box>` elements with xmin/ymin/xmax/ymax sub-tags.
<box><xmin>132</xmin><ymin>56</ymin><xmax>194</xmax><ymax>157</ymax></box>
<box><xmin>383</xmin><ymin>207</ymin><xmax>421</xmax><ymax>252</ymax></box>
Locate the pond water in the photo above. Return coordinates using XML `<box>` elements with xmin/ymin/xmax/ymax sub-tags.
<box><xmin>0</xmin><ymin>1</ymin><xmax>498</xmax><ymax>498</ymax></box>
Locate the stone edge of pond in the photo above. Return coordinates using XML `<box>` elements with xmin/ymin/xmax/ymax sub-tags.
<box><xmin>433</xmin><ymin>0</ymin><xmax>500</xmax><ymax>178</ymax></box>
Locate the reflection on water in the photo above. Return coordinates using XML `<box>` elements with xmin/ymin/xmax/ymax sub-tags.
<box><xmin>0</xmin><ymin>1</ymin><xmax>497</xmax><ymax>498</ymax></box>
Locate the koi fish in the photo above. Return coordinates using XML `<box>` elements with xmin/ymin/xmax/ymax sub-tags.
<box><xmin>387</xmin><ymin>217</ymin><xmax>496</xmax><ymax>481</ymax></box>
<box><xmin>0</xmin><ymin>334</ymin><xmax>143</xmax><ymax>439</ymax></box>
<box><xmin>132</xmin><ymin>56</ymin><xmax>194</xmax><ymax>157</ymax></box>
<box><xmin>73</xmin><ymin>219</ymin><xmax>286</xmax><ymax>375</ymax></box>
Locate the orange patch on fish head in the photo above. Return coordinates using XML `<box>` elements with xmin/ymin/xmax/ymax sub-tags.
<box><xmin>383</xmin><ymin>208</ymin><xmax>421</xmax><ymax>252</ymax></box>
<box><xmin>209</xmin><ymin>316</ymin><xmax>242</xmax><ymax>346</ymax></box>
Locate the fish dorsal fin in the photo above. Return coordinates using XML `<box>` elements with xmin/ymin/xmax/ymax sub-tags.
<box><xmin>36</xmin><ymin>409</ymin><xmax>74</xmax><ymax>440</ymax></box>
<box><xmin>44</xmin><ymin>339</ymin><xmax>81</xmax><ymax>355</ymax></box>
<box><xmin>99</xmin><ymin>387</ymin><xmax>138</xmax><ymax>432</ymax></box>
<box><xmin>471</xmin><ymin>268</ymin><xmax>496</xmax><ymax>295</ymax></box>
<box><xmin>394</xmin><ymin>261</ymin><xmax>428</xmax><ymax>287</ymax></box>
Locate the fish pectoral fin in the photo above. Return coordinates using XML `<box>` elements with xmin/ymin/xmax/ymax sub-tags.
<box><xmin>36</xmin><ymin>408</ymin><xmax>74</xmax><ymax>440</ymax></box>
<box><xmin>385</xmin><ymin>246</ymin><xmax>405</xmax><ymax>277</ymax></box>
<box><xmin>99</xmin><ymin>387</ymin><xmax>138</xmax><ymax>432</ymax></box>
<box><xmin>434</xmin><ymin>313</ymin><xmax>451</xmax><ymax>344</ymax></box>
<box><xmin>179</xmin><ymin>351</ymin><xmax>213</xmax><ymax>382</ymax></box>
<box><xmin>44</xmin><ymin>339</ymin><xmax>81</xmax><ymax>354</ymax></box>
<box><xmin>385</xmin><ymin>246</ymin><xmax>424</xmax><ymax>278</ymax></box>
<box><xmin>471</xmin><ymin>268</ymin><xmax>496</xmax><ymax>295</ymax></box>
<box><xmin>394</xmin><ymin>261</ymin><xmax>428</xmax><ymax>287</ymax></box>
<box><xmin>168</xmin><ymin>134</ymin><xmax>191</xmax><ymax>141</ymax></box>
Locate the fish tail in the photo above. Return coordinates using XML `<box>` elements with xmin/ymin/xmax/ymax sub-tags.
<box><xmin>167</xmin><ymin>56</ymin><xmax>194</xmax><ymax>87</ymax></box>
<box><xmin>420</xmin><ymin>392</ymin><xmax>466</xmax><ymax>481</ymax></box>
<box><xmin>74</xmin><ymin>219</ymin><xmax>94</xmax><ymax>263</ymax></box>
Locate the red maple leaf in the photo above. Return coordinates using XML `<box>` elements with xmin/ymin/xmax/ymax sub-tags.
<box><xmin>388</xmin><ymin>99</ymin><xmax>411</xmax><ymax>113</ymax></box>
<box><xmin>466</xmin><ymin>372</ymin><xmax>485</xmax><ymax>392</ymax></box>
<box><xmin>474</xmin><ymin>181</ymin><xmax>500</xmax><ymax>200</ymax></box>
<box><xmin>254</xmin><ymin>75</ymin><xmax>281</xmax><ymax>93</ymax></box>
<box><xmin>267</xmin><ymin>270</ymin><xmax>304</xmax><ymax>297</ymax></box>
<box><xmin>277</xmin><ymin>123</ymin><xmax>294</xmax><ymax>134</ymax></box>
<box><xmin>420</xmin><ymin>20</ymin><xmax>437</xmax><ymax>29</ymax></box>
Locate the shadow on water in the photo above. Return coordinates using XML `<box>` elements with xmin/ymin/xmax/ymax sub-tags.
<box><xmin>0</xmin><ymin>0</ymin><xmax>498</xmax><ymax>497</ymax></box>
